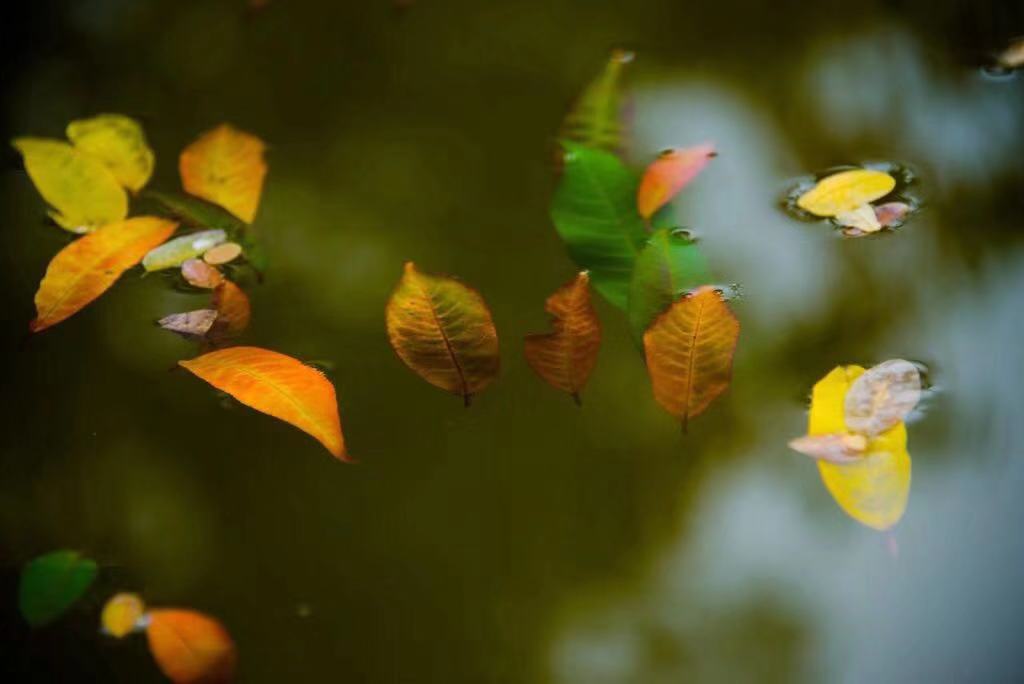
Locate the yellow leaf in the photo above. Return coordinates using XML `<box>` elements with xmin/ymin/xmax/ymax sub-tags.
<box><xmin>12</xmin><ymin>138</ymin><xmax>127</xmax><ymax>233</ymax></box>
<box><xmin>796</xmin><ymin>169</ymin><xmax>895</xmax><ymax>217</ymax></box>
<box><xmin>179</xmin><ymin>346</ymin><xmax>347</xmax><ymax>460</ymax></box>
<box><xmin>524</xmin><ymin>272</ymin><xmax>601</xmax><ymax>403</ymax></box>
<box><xmin>385</xmin><ymin>262</ymin><xmax>500</xmax><ymax>404</ymax></box>
<box><xmin>31</xmin><ymin>217</ymin><xmax>177</xmax><ymax>332</ymax></box>
<box><xmin>179</xmin><ymin>124</ymin><xmax>267</xmax><ymax>223</ymax></box>
<box><xmin>809</xmin><ymin>366</ymin><xmax>911</xmax><ymax>531</ymax></box>
<box><xmin>101</xmin><ymin>592</ymin><xmax>145</xmax><ymax>638</ymax></box>
<box><xmin>643</xmin><ymin>286</ymin><xmax>740</xmax><ymax>427</ymax></box>
<box><xmin>146</xmin><ymin>609</ymin><xmax>236</xmax><ymax>684</ymax></box>
<box><xmin>66</xmin><ymin>114</ymin><xmax>155</xmax><ymax>193</ymax></box>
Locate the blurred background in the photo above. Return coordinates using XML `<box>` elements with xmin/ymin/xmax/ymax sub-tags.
<box><xmin>1</xmin><ymin>0</ymin><xmax>1023</xmax><ymax>681</ymax></box>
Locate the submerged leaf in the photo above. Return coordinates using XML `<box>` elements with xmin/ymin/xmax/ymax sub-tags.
<box><xmin>874</xmin><ymin>201</ymin><xmax>911</xmax><ymax>228</ymax></box>
<box><xmin>180</xmin><ymin>124</ymin><xmax>267</xmax><ymax>223</ymax></box>
<box><xmin>101</xmin><ymin>592</ymin><xmax>146</xmax><ymax>638</ymax></box>
<box><xmin>636</xmin><ymin>143</ymin><xmax>716</xmax><ymax>219</ymax></box>
<box><xmin>146</xmin><ymin>609</ymin><xmax>236</xmax><ymax>684</ymax></box>
<box><xmin>12</xmin><ymin>138</ymin><xmax>127</xmax><ymax>233</ymax></box>
<box><xmin>145</xmin><ymin>190</ymin><xmax>247</xmax><ymax>234</ymax></box>
<box><xmin>524</xmin><ymin>272</ymin><xmax>601</xmax><ymax>402</ymax></box>
<box><xmin>627</xmin><ymin>229</ymin><xmax>711</xmax><ymax>342</ymax></box>
<box><xmin>643</xmin><ymin>286</ymin><xmax>740</xmax><ymax>427</ymax></box>
<box><xmin>796</xmin><ymin>169</ymin><xmax>895</xmax><ymax>217</ymax></box>
<box><xmin>179</xmin><ymin>346</ymin><xmax>347</xmax><ymax>460</ymax></box>
<box><xmin>788</xmin><ymin>432</ymin><xmax>867</xmax><ymax>464</ymax></box>
<box><xmin>809</xmin><ymin>366</ymin><xmax>911</xmax><ymax>531</ymax></box>
<box><xmin>385</xmin><ymin>262</ymin><xmax>499</xmax><ymax>403</ymax></box>
<box><xmin>32</xmin><ymin>217</ymin><xmax>177</xmax><ymax>332</ymax></box>
<box><xmin>561</xmin><ymin>49</ymin><xmax>633</xmax><ymax>152</ymax></box>
<box><xmin>19</xmin><ymin>550</ymin><xmax>98</xmax><ymax>627</ymax></box>
<box><xmin>181</xmin><ymin>259</ymin><xmax>225</xmax><ymax>289</ymax></box>
<box><xmin>158</xmin><ymin>309</ymin><xmax>219</xmax><ymax>339</ymax></box>
<box><xmin>142</xmin><ymin>230</ymin><xmax>227</xmax><ymax>272</ymax></box>
<box><xmin>835</xmin><ymin>202</ymin><xmax>881</xmax><ymax>233</ymax></box>
<box><xmin>66</xmin><ymin>114</ymin><xmax>154</xmax><ymax>193</ymax></box>
<box><xmin>209</xmin><ymin>281</ymin><xmax>251</xmax><ymax>340</ymax></box>
<box><xmin>551</xmin><ymin>141</ymin><xmax>647</xmax><ymax>309</ymax></box>
<box><xmin>203</xmin><ymin>242</ymin><xmax>243</xmax><ymax>265</ymax></box>
<box><xmin>844</xmin><ymin>359</ymin><xmax>922</xmax><ymax>437</ymax></box>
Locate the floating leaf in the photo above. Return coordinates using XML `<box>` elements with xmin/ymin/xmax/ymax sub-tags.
<box><xmin>385</xmin><ymin>262</ymin><xmax>499</xmax><ymax>404</ymax></box>
<box><xmin>179</xmin><ymin>346</ymin><xmax>347</xmax><ymax>460</ymax></box>
<box><xmin>142</xmin><ymin>230</ymin><xmax>227</xmax><ymax>272</ymax></box>
<box><xmin>844</xmin><ymin>359</ymin><xmax>922</xmax><ymax>437</ymax></box>
<box><xmin>12</xmin><ymin>138</ymin><xmax>127</xmax><ymax>233</ymax></box>
<box><xmin>561</xmin><ymin>49</ymin><xmax>633</xmax><ymax>152</ymax></box>
<box><xmin>835</xmin><ymin>202</ymin><xmax>881</xmax><ymax>233</ymax></box>
<box><xmin>636</xmin><ymin>143</ymin><xmax>716</xmax><ymax>219</ymax></box>
<box><xmin>874</xmin><ymin>201</ymin><xmax>911</xmax><ymax>228</ymax></box>
<box><xmin>551</xmin><ymin>141</ymin><xmax>647</xmax><ymax>309</ymax></box>
<box><xmin>796</xmin><ymin>169</ymin><xmax>895</xmax><ymax>217</ymax></box>
<box><xmin>203</xmin><ymin>242</ymin><xmax>243</xmax><ymax>265</ymax></box>
<box><xmin>182</xmin><ymin>259</ymin><xmax>225</xmax><ymax>289</ymax></box>
<box><xmin>66</xmin><ymin>114</ymin><xmax>154</xmax><ymax>193</ymax></box>
<box><xmin>997</xmin><ymin>38</ymin><xmax>1024</xmax><ymax>69</ymax></box>
<box><xmin>159</xmin><ymin>309</ymin><xmax>219</xmax><ymax>339</ymax></box>
<box><xmin>209</xmin><ymin>281</ymin><xmax>251</xmax><ymax>340</ymax></box>
<box><xmin>145</xmin><ymin>190</ymin><xmax>247</xmax><ymax>234</ymax></box>
<box><xmin>627</xmin><ymin>228</ymin><xmax>711</xmax><ymax>343</ymax></box>
<box><xmin>180</xmin><ymin>124</ymin><xmax>267</xmax><ymax>223</ymax></box>
<box><xmin>101</xmin><ymin>592</ymin><xmax>146</xmax><ymax>638</ymax></box>
<box><xmin>18</xmin><ymin>550</ymin><xmax>98</xmax><ymax>627</ymax></box>
<box><xmin>146</xmin><ymin>609</ymin><xmax>236</xmax><ymax>684</ymax></box>
<box><xmin>788</xmin><ymin>433</ymin><xmax>867</xmax><ymax>464</ymax></box>
<box><xmin>809</xmin><ymin>365</ymin><xmax>911</xmax><ymax>530</ymax></box>
<box><xmin>643</xmin><ymin>286</ymin><xmax>740</xmax><ymax>427</ymax></box>
<box><xmin>31</xmin><ymin>217</ymin><xmax>177</xmax><ymax>332</ymax></box>
<box><xmin>524</xmin><ymin>272</ymin><xmax>601</xmax><ymax>403</ymax></box>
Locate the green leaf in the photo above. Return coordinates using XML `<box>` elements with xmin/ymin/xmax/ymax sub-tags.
<box><xmin>627</xmin><ymin>228</ymin><xmax>712</xmax><ymax>342</ymax></box>
<box><xmin>561</xmin><ymin>49</ymin><xmax>633</xmax><ymax>153</ymax></box>
<box><xmin>550</xmin><ymin>141</ymin><xmax>647</xmax><ymax>309</ymax></box>
<box><xmin>19</xmin><ymin>550</ymin><xmax>98</xmax><ymax>627</ymax></box>
<box><xmin>144</xmin><ymin>190</ymin><xmax>246</xmax><ymax>236</ymax></box>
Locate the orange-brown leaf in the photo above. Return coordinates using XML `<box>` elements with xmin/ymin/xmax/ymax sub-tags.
<box><xmin>643</xmin><ymin>286</ymin><xmax>740</xmax><ymax>426</ymax></box>
<box><xmin>524</xmin><ymin>272</ymin><xmax>601</xmax><ymax>402</ymax></box>
<box><xmin>179</xmin><ymin>346</ymin><xmax>347</xmax><ymax>460</ymax></box>
<box><xmin>385</xmin><ymin>262</ymin><xmax>500</xmax><ymax>404</ymax></box>
<box><xmin>179</xmin><ymin>124</ymin><xmax>267</xmax><ymax>223</ymax></box>
<box><xmin>209</xmin><ymin>280</ymin><xmax>251</xmax><ymax>340</ymax></box>
<box><xmin>146</xmin><ymin>609</ymin><xmax>236</xmax><ymax>684</ymax></box>
<box><xmin>31</xmin><ymin>217</ymin><xmax>177</xmax><ymax>332</ymax></box>
<box><xmin>636</xmin><ymin>143</ymin><xmax>716</xmax><ymax>219</ymax></box>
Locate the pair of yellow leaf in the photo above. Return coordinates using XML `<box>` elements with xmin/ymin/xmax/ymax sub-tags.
<box><xmin>102</xmin><ymin>593</ymin><xmax>236</xmax><ymax>683</ymax></box>
<box><xmin>796</xmin><ymin>169</ymin><xmax>897</xmax><ymax>234</ymax></box>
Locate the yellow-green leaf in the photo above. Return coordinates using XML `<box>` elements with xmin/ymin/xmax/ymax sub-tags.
<box><xmin>101</xmin><ymin>592</ymin><xmax>146</xmax><ymax>638</ymax></box>
<box><xmin>12</xmin><ymin>138</ymin><xmax>127</xmax><ymax>233</ymax></box>
<box><xmin>66</xmin><ymin>114</ymin><xmax>155</xmax><ymax>193</ymax></box>
<box><xmin>796</xmin><ymin>169</ymin><xmax>895</xmax><ymax>217</ymax></box>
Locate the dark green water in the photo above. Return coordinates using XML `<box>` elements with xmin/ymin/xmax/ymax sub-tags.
<box><xmin>2</xmin><ymin>0</ymin><xmax>1023</xmax><ymax>681</ymax></box>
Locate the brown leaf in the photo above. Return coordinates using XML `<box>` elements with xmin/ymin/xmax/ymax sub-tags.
<box><xmin>181</xmin><ymin>259</ymin><xmax>224</xmax><ymax>289</ymax></box>
<box><xmin>788</xmin><ymin>432</ymin><xmax>867</xmax><ymax>464</ymax></box>
<box><xmin>158</xmin><ymin>310</ymin><xmax>219</xmax><ymax>340</ymax></box>
<box><xmin>844</xmin><ymin>359</ymin><xmax>922</xmax><ymax>437</ymax></box>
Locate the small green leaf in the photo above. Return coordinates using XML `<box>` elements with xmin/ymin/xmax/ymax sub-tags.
<box><xmin>550</xmin><ymin>141</ymin><xmax>647</xmax><ymax>309</ymax></box>
<box><xmin>561</xmin><ymin>49</ymin><xmax>633</xmax><ymax>153</ymax></box>
<box><xmin>144</xmin><ymin>190</ymin><xmax>246</xmax><ymax>235</ymax></box>
<box><xmin>19</xmin><ymin>550</ymin><xmax>98</xmax><ymax>627</ymax></box>
<box><xmin>627</xmin><ymin>229</ymin><xmax>711</xmax><ymax>342</ymax></box>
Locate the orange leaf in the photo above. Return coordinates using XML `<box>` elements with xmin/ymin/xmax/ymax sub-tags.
<box><xmin>179</xmin><ymin>124</ymin><xmax>267</xmax><ymax>223</ymax></box>
<box><xmin>31</xmin><ymin>216</ymin><xmax>177</xmax><ymax>332</ymax></box>
<box><xmin>524</xmin><ymin>272</ymin><xmax>601</xmax><ymax>403</ymax></box>
<box><xmin>209</xmin><ymin>281</ymin><xmax>251</xmax><ymax>340</ymax></box>
<box><xmin>385</xmin><ymin>262</ymin><xmax>500</xmax><ymax>404</ymax></box>
<box><xmin>643</xmin><ymin>286</ymin><xmax>740</xmax><ymax>427</ymax></box>
<box><xmin>179</xmin><ymin>347</ymin><xmax>346</xmax><ymax>460</ymax></box>
<box><xmin>146</xmin><ymin>609</ymin><xmax>236</xmax><ymax>684</ymax></box>
<box><xmin>636</xmin><ymin>143</ymin><xmax>716</xmax><ymax>219</ymax></box>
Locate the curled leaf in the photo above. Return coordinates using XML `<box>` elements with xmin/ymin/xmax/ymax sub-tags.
<box><xmin>844</xmin><ymin>359</ymin><xmax>922</xmax><ymax>437</ymax></box>
<box><xmin>143</xmin><ymin>230</ymin><xmax>226</xmax><ymax>272</ymax></box>
<box><xmin>627</xmin><ymin>228</ymin><xmax>711</xmax><ymax>342</ymax></box>
<box><xmin>385</xmin><ymin>262</ymin><xmax>499</xmax><ymax>404</ymax></box>
<box><xmin>66</xmin><ymin>114</ymin><xmax>154</xmax><ymax>193</ymax></box>
<box><xmin>561</xmin><ymin>49</ymin><xmax>633</xmax><ymax>152</ymax></box>
<box><xmin>551</xmin><ymin>142</ymin><xmax>646</xmax><ymax>309</ymax></box>
<box><xmin>101</xmin><ymin>592</ymin><xmax>146</xmax><ymax>638</ymax></box>
<box><xmin>31</xmin><ymin>217</ymin><xmax>177</xmax><ymax>332</ymax></box>
<box><xmin>209</xmin><ymin>281</ymin><xmax>251</xmax><ymax>340</ymax></box>
<box><xmin>524</xmin><ymin>272</ymin><xmax>601</xmax><ymax>403</ymax></box>
<box><xmin>636</xmin><ymin>143</ymin><xmax>716</xmax><ymax>219</ymax></box>
<box><xmin>796</xmin><ymin>169</ymin><xmax>895</xmax><ymax>217</ymax></box>
<box><xmin>13</xmin><ymin>138</ymin><xmax>127</xmax><ymax>233</ymax></box>
<box><xmin>788</xmin><ymin>432</ymin><xmax>867</xmax><ymax>464</ymax></box>
<box><xmin>19</xmin><ymin>550</ymin><xmax>98</xmax><ymax>627</ymax></box>
<box><xmin>146</xmin><ymin>609</ymin><xmax>236</xmax><ymax>684</ymax></box>
<box><xmin>643</xmin><ymin>286</ymin><xmax>740</xmax><ymax>427</ymax></box>
<box><xmin>203</xmin><ymin>242</ymin><xmax>243</xmax><ymax>265</ymax></box>
<box><xmin>159</xmin><ymin>309</ymin><xmax>219</xmax><ymax>340</ymax></box>
<box><xmin>179</xmin><ymin>346</ymin><xmax>347</xmax><ymax>460</ymax></box>
<box><xmin>809</xmin><ymin>366</ymin><xmax>911</xmax><ymax>531</ymax></box>
<box><xmin>182</xmin><ymin>259</ymin><xmax>225</xmax><ymax>289</ymax></box>
<box><xmin>180</xmin><ymin>124</ymin><xmax>267</xmax><ymax>223</ymax></box>
<box><xmin>835</xmin><ymin>203</ymin><xmax>881</xmax><ymax>233</ymax></box>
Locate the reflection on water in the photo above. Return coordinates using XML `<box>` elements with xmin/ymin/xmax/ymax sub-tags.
<box><xmin>2</xmin><ymin>2</ymin><xmax>1023</xmax><ymax>682</ymax></box>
